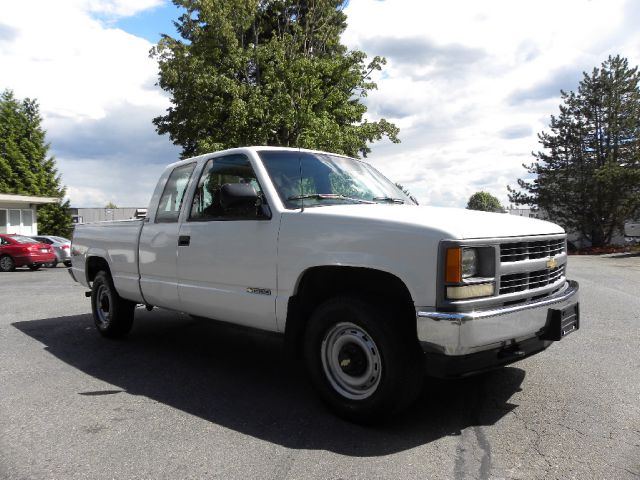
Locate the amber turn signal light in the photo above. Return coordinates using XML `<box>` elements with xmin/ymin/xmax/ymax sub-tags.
<box><xmin>446</xmin><ymin>247</ymin><xmax>462</xmax><ymax>283</ymax></box>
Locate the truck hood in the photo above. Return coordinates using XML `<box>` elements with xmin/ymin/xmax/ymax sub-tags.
<box><xmin>300</xmin><ymin>204</ymin><xmax>564</xmax><ymax>239</ymax></box>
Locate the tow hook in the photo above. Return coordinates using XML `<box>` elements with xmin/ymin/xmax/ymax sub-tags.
<box><xmin>498</xmin><ymin>344</ymin><xmax>526</xmax><ymax>360</ymax></box>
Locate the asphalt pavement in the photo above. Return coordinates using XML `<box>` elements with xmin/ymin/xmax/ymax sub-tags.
<box><xmin>0</xmin><ymin>257</ymin><xmax>638</xmax><ymax>480</ymax></box>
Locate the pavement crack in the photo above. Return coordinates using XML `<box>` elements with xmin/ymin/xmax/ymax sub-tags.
<box><xmin>453</xmin><ymin>379</ymin><xmax>493</xmax><ymax>480</ymax></box>
<box><xmin>511</xmin><ymin>409</ymin><xmax>553</xmax><ymax>477</ymax></box>
<box><xmin>555</xmin><ymin>422</ymin><xmax>586</xmax><ymax>436</ymax></box>
<box><xmin>473</xmin><ymin>426</ymin><xmax>492</xmax><ymax>480</ymax></box>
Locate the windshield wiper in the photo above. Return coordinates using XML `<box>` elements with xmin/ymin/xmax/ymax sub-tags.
<box><xmin>372</xmin><ymin>196</ymin><xmax>405</xmax><ymax>204</ymax></box>
<box><xmin>287</xmin><ymin>194</ymin><xmax>374</xmax><ymax>204</ymax></box>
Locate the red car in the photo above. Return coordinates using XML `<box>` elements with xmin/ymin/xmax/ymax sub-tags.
<box><xmin>0</xmin><ymin>234</ymin><xmax>56</xmax><ymax>272</ymax></box>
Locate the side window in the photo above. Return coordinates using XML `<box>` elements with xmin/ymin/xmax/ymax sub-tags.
<box><xmin>156</xmin><ymin>163</ymin><xmax>196</xmax><ymax>223</ymax></box>
<box><xmin>0</xmin><ymin>237</ymin><xmax>8</xmax><ymax>245</ymax></box>
<box><xmin>190</xmin><ymin>154</ymin><xmax>263</xmax><ymax>221</ymax></box>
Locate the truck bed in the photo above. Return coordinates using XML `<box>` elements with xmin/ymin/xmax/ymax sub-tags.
<box><xmin>71</xmin><ymin>219</ymin><xmax>144</xmax><ymax>303</ymax></box>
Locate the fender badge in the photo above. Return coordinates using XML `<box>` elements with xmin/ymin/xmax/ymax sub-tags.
<box><xmin>246</xmin><ymin>287</ymin><xmax>272</xmax><ymax>296</ymax></box>
<box><xmin>546</xmin><ymin>258</ymin><xmax>557</xmax><ymax>269</ymax></box>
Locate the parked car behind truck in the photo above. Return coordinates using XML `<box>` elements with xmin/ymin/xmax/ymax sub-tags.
<box><xmin>30</xmin><ymin>235</ymin><xmax>71</xmax><ymax>267</ymax></box>
<box><xmin>69</xmin><ymin>146</ymin><xmax>580</xmax><ymax>422</ymax></box>
<box><xmin>0</xmin><ymin>234</ymin><xmax>56</xmax><ymax>271</ymax></box>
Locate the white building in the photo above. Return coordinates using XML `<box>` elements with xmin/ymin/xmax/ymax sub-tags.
<box><xmin>505</xmin><ymin>206</ymin><xmax>543</xmax><ymax>219</ymax></box>
<box><xmin>0</xmin><ymin>194</ymin><xmax>58</xmax><ymax>236</ymax></box>
<box><xmin>69</xmin><ymin>207</ymin><xmax>147</xmax><ymax>224</ymax></box>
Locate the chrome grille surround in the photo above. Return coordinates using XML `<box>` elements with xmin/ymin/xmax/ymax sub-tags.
<box><xmin>500</xmin><ymin>238</ymin><xmax>565</xmax><ymax>262</ymax></box>
<box><xmin>499</xmin><ymin>265</ymin><xmax>565</xmax><ymax>295</ymax></box>
<box><xmin>497</xmin><ymin>234</ymin><xmax>567</xmax><ymax>303</ymax></box>
<box><xmin>438</xmin><ymin>233</ymin><xmax>568</xmax><ymax>311</ymax></box>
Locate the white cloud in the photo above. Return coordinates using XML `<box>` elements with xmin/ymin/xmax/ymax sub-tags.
<box><xmin>83</xmin><ymin>0</ymin><xmax>164</xmax><ymax>17</ymax></box>
<box><xmin>344</xmin><ymin>0</ymin><xmax>640</xmax><ymax>207</ymax></box>
<box><xmin>0</xmin><ymin>0</ymin><xmax>175</xmax><ymax>207</ymax></box>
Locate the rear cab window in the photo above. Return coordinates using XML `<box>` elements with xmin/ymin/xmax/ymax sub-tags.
<box><xmin>155</xmin><ymin>163</ymin><xmax>196</xmax><ymax>223</ymax></box>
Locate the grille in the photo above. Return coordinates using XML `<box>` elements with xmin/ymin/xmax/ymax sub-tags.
<box><xmin>499</xmin><ymin>265</ymin><xmax>565</xmax><ymax>295</ymax></box>
<box><xmin>500</xmin><ymin>238</ymin><xmax>565</xmax><ymax>262</ymax></box>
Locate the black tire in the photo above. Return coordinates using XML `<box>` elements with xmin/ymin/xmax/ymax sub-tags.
<box><xmin>28</xmin><ymin>264</ymin><xmax>41</xmax><ymax>271</ymax></box>
<box><xmin>63</xmin><ymin>261</ymin><xmax>72</xmax><ymax>267</ymax></box>
<box><xmin>91</xmin><ymin>270</ymin><xmax>135</xmax><ymax>338</ymax></box>
<box><xmin>304</xmin><ymin>295</ymin><xmax>424</xmax><ymax>423</ymax></box>
<box><xmin>0</xmin><ymin>255</ymin><xmax>15</xmax><ymax>272</ymax></box>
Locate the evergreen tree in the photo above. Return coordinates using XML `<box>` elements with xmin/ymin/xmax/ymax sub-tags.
<box><xmin>466</xmin><ymin>191</ymin><xmax>504</xmax><ymax>212</ymax></box>
<box><xmin>509</xmin><ymin>56</ymin><xmax>640</xmax><ymax>246</ymax></box>
<box><xmin>0</xmin><ymin>90</ymin><xmax>72</xmax><ymax>238</ymax></box>
<box><xmin>152</xmin><ymin>0</ymin><xmax>399</xmax><ymax>159</ymax></box>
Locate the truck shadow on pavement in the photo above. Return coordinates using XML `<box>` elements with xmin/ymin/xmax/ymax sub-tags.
<box><xmin>13</xmin><ymin>310</ymin><xmax>525</xmax><ymax>457</ymax></box>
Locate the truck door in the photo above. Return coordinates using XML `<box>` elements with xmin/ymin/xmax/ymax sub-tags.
<box><xmin>138</xmin><ymin>162</ymin><xmax>196</xmax><ymax>309</ymax></box>
<box><xmin>176</xmin><ymin>154</ymin><xmax>278</xmax><ymax>331</ymax></box>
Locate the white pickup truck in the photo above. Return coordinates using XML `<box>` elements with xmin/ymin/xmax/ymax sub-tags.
<box><xmin>70</xmin><ymin>146</ymin><xmax>579</xmax><ymax>421</ymax></box>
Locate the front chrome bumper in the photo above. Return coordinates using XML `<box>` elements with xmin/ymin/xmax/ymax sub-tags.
<box><xmin>416</xmin><ymin>280</ymin><xmax>579</xmax><ymax>356</ymax></box>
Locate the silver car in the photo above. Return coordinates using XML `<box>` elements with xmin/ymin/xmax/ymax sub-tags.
<box><xmin>30</xmin><ymin>236</ymin><xmax>72</xmax><ymax>267</ymax></box>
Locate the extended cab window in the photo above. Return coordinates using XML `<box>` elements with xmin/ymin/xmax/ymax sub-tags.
<box><xmin>156</xmin><ymin>163</ymin><xmax>195</xmax><ymax>223</ymax></box>
<box><xmin>190</xmin><ymin>154</ymin><xmax>264</xmax><ymax>221</ymax></box>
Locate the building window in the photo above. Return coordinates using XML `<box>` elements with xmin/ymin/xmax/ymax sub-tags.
<box><xmin>22</xmin><ymin>209</ymin><xmax>33</xmax><ymax>227</ymax></box>
<box><xmin>8</xmin><ymin>210</ymin><xmax>20</xmax><ymax>232</ymax></box>
<box><xmin>2</xmin><ymin>209</ymin><xmax>35</xmax><ymax>235</ymax></box>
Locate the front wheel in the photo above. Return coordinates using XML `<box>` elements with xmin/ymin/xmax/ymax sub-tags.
<box><xmin>91</xmin><ymin>270</ymin><xmax>135</xmax><ymax>338</ymax></box>
<box><xmin>304</xmin><ymin>296</ymin><xmax>424</xmax><ymax>423</ymax></box>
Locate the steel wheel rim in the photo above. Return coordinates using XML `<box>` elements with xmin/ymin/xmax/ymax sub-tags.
<box><xmin>320</xmin><ymin>322</ymin><xmax>382</xmax><ymax>400</ymax></box>
<box><xmin>95</xmin><ymin>284</ymin><xmax>112</xmax><ymax>327</ymax></box>
<box><xmin>0</xmin><ymin>257</ymin><xmax>12</xmax><ymax>271</ymax></box>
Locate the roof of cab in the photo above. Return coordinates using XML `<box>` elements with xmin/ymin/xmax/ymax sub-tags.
<box><xmin>165</xmin><ymin>146</ymin><xmax>354</xmax><ymax>169</ymax></box>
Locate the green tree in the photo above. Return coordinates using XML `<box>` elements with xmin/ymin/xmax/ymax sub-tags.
<box><xmin>152</xmin><ymin>0</ymin><xmax>399</xmax><ymax>159</ymax></box>
<box><xmin>0</xmin><ymin>90</ymin><xmax>72</xmax><ymax>237</ymax></box>
<box><xmin>466</xmin><ymin>191</ymin><xmax>504</xmax><ymax>212</ymax></box>
<box><xmin>105</xmin><ymin>202</ymin><xmax>118</xmax><ymax>209</ymax></box>
<box><xmin>509</xmin><ymin>55</ymin><xmax>640</xmax><ymax>246</ymax></box>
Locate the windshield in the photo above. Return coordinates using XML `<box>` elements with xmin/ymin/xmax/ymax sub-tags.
<box><xmin>11</xmin><ymin>235</ymin><xmax>38</xmax><ymax>244</ymax></box>
<box><xmin>258</xmin><ymin>151</ymin><xmax>416</xmax><ymax>209</ymax></box>
<box><xmin>51</xmin><ymin>236</ymin><xmax>69</xmax><ymax>243</ymax></box>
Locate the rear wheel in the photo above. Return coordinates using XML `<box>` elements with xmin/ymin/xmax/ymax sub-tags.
<box><xmin>0</xmin><ymin>255</ymin><xmax>15</xmax><ymax>272</ymax></box>
<box><xmin>91</xmin><ymin>270</ymin><xmax>135</xmax><ymax>338</ymax></box>
<box><xmin>304</xmin><ymin>296</ymin><xmax>424</xmax><ymax>423</ymax></box>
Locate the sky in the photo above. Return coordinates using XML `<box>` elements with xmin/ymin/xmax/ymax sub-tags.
<box><xmin>1</xmin><ymin>0</ymin><xmax>639</xmax><ymax>208</ymax></box>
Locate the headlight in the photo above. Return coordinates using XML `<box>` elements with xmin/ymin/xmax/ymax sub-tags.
<box><xmin>445</xmin><ymin>247</ymin><xmax>479</xmax><ymax>282</ymax></box>
<box><xmin>444</xmin><ymin>245</ymin><xmax>495</xmax><ymax>300</ymax></box>
<box><xmin>461</xmin><ymin>248</ymin><xmax>478</xmax><ymax>278</ymax></box>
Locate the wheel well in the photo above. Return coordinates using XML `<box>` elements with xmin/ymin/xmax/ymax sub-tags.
<box><xmin>285</xmin><ymin>266</ymin><xmax>417</xmax><ymax>355</ymax></box>
<box><xmin>86</xmin><ymin>256</ymin><xmax>110</xmax><ymax>284</ymax></box>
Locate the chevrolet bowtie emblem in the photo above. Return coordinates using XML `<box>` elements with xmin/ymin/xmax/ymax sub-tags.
<box><xmin>546</xmin><ymin>258</ymin><xmax>557</xmax><ymax>269</ymax></box>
